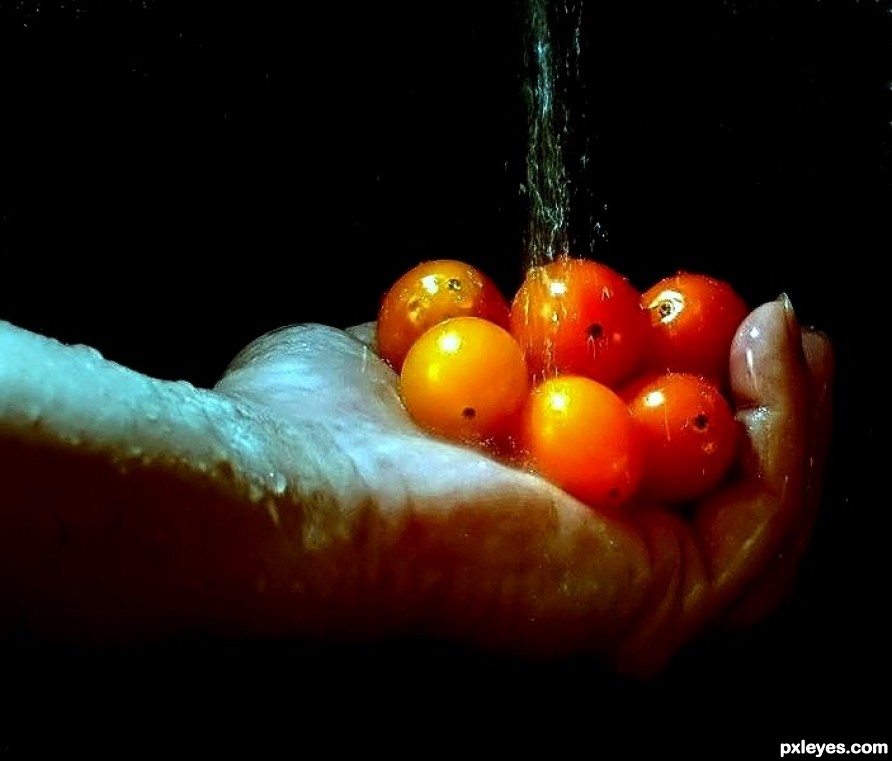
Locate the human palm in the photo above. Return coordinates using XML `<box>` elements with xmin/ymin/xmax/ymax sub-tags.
<box><xmin>0</xmin><ymin>297</ymin><xmax>833</xmax><ymax>677</ymax></box>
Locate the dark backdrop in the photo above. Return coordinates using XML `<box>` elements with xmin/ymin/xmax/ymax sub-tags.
<box><xmin>1</xmin><ymin>0</ymin><xmax>890</xmax><ymax>756</ymax></box>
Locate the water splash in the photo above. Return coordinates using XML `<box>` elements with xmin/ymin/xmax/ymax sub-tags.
<box><xmin>521</xmin><ymin>0</ymin><xmax>585</xmax><ymax>268</ymax></box>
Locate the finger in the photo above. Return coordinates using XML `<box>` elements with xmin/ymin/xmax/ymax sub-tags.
<box><xmin>693</xmin><ymin>296</ymin><xmax>813</xmax><ymax>606</ymax></box>
<box><xmin>215</xmin><ymin>323</ymin><xmax>410</xmax><ymax>432</ymax></box>
<box><xmin>720</xmin><ymin>326</ymin><xmax>835</xmax><ymax>629</ymax></box>
<box><xmin>608</xmin><ymin>300</ymin><xmax>817</xmax><ymax>675</ymax></box>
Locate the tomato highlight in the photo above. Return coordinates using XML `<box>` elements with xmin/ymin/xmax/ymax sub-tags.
<box><xmin>641</xmin><ymin>271</ymin><xmax>749</xmax><ymax>385</ymax></box>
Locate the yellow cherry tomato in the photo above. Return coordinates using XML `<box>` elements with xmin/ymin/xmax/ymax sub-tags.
<box><xmin>400</xmin><ymin>316</ymin><xmax>529</xmax><ymax>445</ymax></box>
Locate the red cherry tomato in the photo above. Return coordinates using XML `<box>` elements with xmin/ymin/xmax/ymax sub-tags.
<box><xmin>640</xmin><ymin>271</ymin><xmax>749</xmax><ymax>385</ymax></box>
<box><xmin>510</xmin><ymin>256</ymin><xmax>649</xmax><ymax>388</ymax></box>
<box><xmin>519</xmin><ymin>375</ymin><xmax>644</xmax><ymax>509</ymax></box>
<box><xmin>626</xmin><ymin>372</ymin><xmax>740</xmax><ymax>504</ymax></box>
<box><xmin>377</xmin><ymin>259</ymin><xmax>511</xmax><ymax>372</ymax></box>
<box><xmin>400</xmin><ymin>316</ymin><xmax>529</xmax><ymax>445</ymax></box>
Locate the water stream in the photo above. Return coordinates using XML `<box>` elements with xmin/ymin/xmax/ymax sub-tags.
<box><xmin>521</xmin><ymin>0</ymin><xmax>586</xmax><ymax>268</ymax></box>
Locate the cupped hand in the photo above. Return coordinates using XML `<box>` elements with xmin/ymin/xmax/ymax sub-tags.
<box><xmin>0</xmin><ymin>297</ymin><xmax>833</xmax><ymax>677</ymax></box>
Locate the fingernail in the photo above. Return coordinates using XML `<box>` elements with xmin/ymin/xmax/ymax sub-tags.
<box><xmin>777</xmin><ymin>292</ymin><xmax>811</xmax><ymax>372</ymax></box>
<box><xmin>776</xmin><ymin>292</ymin><xmax>795</xmax><ymax>317</ymax></box>
<box><xmin>777</xmin><ymin>292</ymin><xmax>800</xmax><ymax>336</ymax></box>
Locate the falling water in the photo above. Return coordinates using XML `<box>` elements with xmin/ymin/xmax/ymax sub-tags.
<box><xmin>521</xmin><ymin>0</ymin><xmax>586</xmax><ymax>269</ymax></box>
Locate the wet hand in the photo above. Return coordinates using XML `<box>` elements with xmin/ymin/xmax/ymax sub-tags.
<box><xmin>0</xmin><ymin>297</ymin><xmax>833</xmax><ymax>677</ymax></box>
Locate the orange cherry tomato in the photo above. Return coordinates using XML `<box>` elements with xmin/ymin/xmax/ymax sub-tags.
<box><xmin>640</xmin><ymin>271</ymin><xmax>749</xmax><ymax>385</ymax></box>
<box><xmin>377</xmin><ymin>259</ymin><xmax>512</xmax><ymax>372</ymax></box>
<box><xmin>400</xmin><ymin>316</ymin><xmax>529</xmax><ymax>445</ymax></box>
<box><xmin>510</xmin><ymin>256</ymin><xmax>650</xmax><ymax>388</ymax></box>
<box><xmin>626</xmin><ymin>372</ymin><xmax>740</xmax><ymax>504</ymax></box>
<box><xmin>518</xmin><ymin>375</ymin><xmax>644</xmax><ymax>509</ymax></box>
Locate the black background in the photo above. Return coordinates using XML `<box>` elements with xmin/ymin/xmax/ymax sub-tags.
<box><xmin>1</xmin><ymin>0</ymin><xmax>890</xmax><ymax>756</ymax></box>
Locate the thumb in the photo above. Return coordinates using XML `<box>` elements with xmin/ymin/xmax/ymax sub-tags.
<box><xmin>214</xmin><ymin>323</ymin><xmax>410</xmax><ymax>433</ymax></box>
<box><xmin>695</xmin><ymin>296</ymin><xmax>814</xmax><ymax>601</ymax></box>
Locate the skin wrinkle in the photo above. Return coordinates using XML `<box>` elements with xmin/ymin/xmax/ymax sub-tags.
<box><xmin>674</xmin><ymin>516</ymin><xmax>711</xmax><ymax>650</ymax></box>
<box><xmin>349</xmin><ymin>494</ymin><xmax>396</xmax><ymax>621</ymax></box>
<box><xmin>224</xmin><ymin>398</ymin><xmax>353</xmax><ymax>545</ymax></box>
<box><xmin>338</xmin><ymin>450</ymin><xmax>471</xmax><ymax>640</ymax></box>
<box><xmin>619</xmin><ymin>506</ymin><xmax>745</xmax><ymax>674</ymax></box>
<box><xmin>381</xmin><ymin>483</ymin><xmax>647</xmax><ymax>657</ymax></box>
<box><xmin>273</xmin><ymin>485</ymin><xmax>404</xmax><ymax>642</ymax></box>
<box><xmin>492</xmin><ymin>502</ymin><xmax>561</xmax><ymax>638</ymax></box>
<box><xmin>381</xmin><ymin>501</ymin><xmax>469</xmax><ymax>638</ymax></box>
<box><xmin>545</xmin><ymin>506</ymin><xmax>650</xmax><ymax>654</ymax></box>
<box><xmin>610</xmin><ymin>514</ymin><xmax>682</xmax><ymax>674</ymax></box>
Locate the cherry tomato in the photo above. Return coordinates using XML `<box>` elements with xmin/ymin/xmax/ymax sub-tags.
<box><xmin>510</xmin><ymin>256</ymin><xmax>649</xmax><ymax>388</ymax></box>
<box><xmin>377</xmin><ymin>259</ymin><xmax>512</xmax><ymax>372</ymax></box>
<box><xmin>640</xmin><ymin>271</ymin><xmax>749</xmax><ymax>385</ymax></box>
<box><xmin>400</xmin><ymin>316</ymin><xmax>529</xmax><ymax>445</ymax></box>
<box><xmin>518</xmin><ymin>375</ymin><xmax>643</xmax><ymax>509</ymax></box>
<box><xmin>626</xmin><ymin>372</ymin><xmax>739</xmax><ymax>504</ymax></box>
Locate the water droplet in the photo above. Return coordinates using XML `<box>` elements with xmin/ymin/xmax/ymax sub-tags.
<box><xmin>71</xmin><ymin>344</ymin><xmax>104</xmax><ymax>362</ymax></box>
<box><xmin>270</xmin><ymin>471</ymin><xmax>288</xmax><ymax>495</ymax></box>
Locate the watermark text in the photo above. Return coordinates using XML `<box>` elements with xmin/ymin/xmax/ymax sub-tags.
<box><xmin>780</xmin><ymin>741</ymin><xmax>888</xmax><ymax>758</ymax></box>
